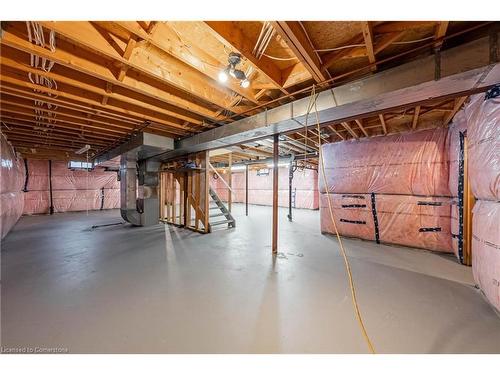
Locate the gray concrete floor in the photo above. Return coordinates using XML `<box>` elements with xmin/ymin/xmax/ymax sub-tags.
<box><xmin>1</xmin><ymin>204</ymin><xmax>500</xmax><ymax>354</ymax></box>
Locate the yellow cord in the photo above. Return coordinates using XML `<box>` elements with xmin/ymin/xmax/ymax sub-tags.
<box><xmin>310</xmin><ymin>89</ymin><xmax>376</xmax><ymax>354</ymax></box>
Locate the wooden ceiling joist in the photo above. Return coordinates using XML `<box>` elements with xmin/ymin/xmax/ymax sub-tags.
<box><xmin>434</xmin><ymin>21</ymin><xmax>449</xmax><ymax>48</ymax></box>
<box><xmin>37</xmin><ymin>21</ymin><xmax>246</xmax><ymax>114</ymax></box>
<box><xmin>354</xmin><ymin>119</ymin><xmax>369</xmax><ymax>137</ymax></box>
<box><xmin>443</xmin><ymin>96</ymin><xmax>468</xmax><ymax>127</ymax></box>
<box><xmin>114</xmin><ymin>21</ymin><xmax>259</xmax><ymax>104</ymax></box>
<box><xmin>361</xmin><ymin>22</ymin><xmax>377</xmax><ymax>72</ymax></box>
<box><xmin>0</xmin><ymin>24</ymin><xmax>221</xmax><ymax>121</ymax></box>
<box><xmin>1</xmin><ymin>121</ymin><xmax>117</xmax><ymax>142</ymax></box>
<box><xmin>327</xmin><ymin>125</ymin><xmax>345</xmax><ymax>140</ymax></box>
<box><xmin>341</xmin><ymin>122</ymin><xmax>359</xmax><ymax>139</ymax></box>
<box><xmin>271</xmin><ymin>21</ymin><xmax>325</xmax><ymax>83</ymax></box>
<box><xmin>0</xmin><ymin>96</ymin><xmax>147</xmax><ymax>132</ymax></box>
<box><xmin>204</xmin><ymin>21</ymin><xmax>286</xmax><ymax>93</ymax></box>
<box><xmin>378</xmin><ymin>114</ymin><xmax>388</xmax><ymax>135</ymax></box>
<box><xmin>0</xmin><ymin>75</ymin><xmax>191</xmax><ymax>136</ymax></box>
<box><xmin>2</xmin><ymin>128</ymin><xmax>111</xmax><ymax>147</ymax></box>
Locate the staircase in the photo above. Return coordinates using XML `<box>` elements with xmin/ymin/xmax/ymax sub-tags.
<box><xmin>208</xmin><ymin>187</ymin><xmax>236</xmax><ymax>231</ymax></box>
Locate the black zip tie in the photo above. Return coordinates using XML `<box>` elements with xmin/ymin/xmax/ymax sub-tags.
<box><xmin>419</xmin><ymin>227</ymin><xmax>442</xmax><ymax>232</ymax></box>
<box><xmin>340</xmin><ymin>219</ymin><xmax>366</xmax><ymax>225</ymax></box>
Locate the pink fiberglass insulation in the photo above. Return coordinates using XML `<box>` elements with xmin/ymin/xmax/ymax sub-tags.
<box><xmin>319</xmin><ymin>127</ymin><xmax>451</xmax><ymax>196</ymax></box>
<box><xmin>1</xmin><ymin>132</ymin><xmax>26</xmax><ymax>239</ymax></box>
<box><xmin>472</xmin><ymin>200</ymin><xmax>500</xmax><ymax>311</ymax></box>
<box><xmin>375</xmin><ymin>194</ymin><xmax>452</xmax><ymax>253</ymax></box>
<box><xmin>23</xmin><ymin>160</ymin><xmax>120</xmax><ymax>215</ymax></box>
<box><xmin>319</xmin><ymin>194</ymin><xmax>375</xmax><ymax>241</ymax></box>
<box><xmin>211</xmin><ymin>166</ymin><xmax>319</xmax><ymax>209</ymax></box>
<box><xmin>465</xmin><ymin>93</ymin><xmax>500</xmax><ymax>201</ymax></box>
<box><xmin>320</xmin><ymin>193</ymin><xmax>453</xmax><ymax>253</ymax></box>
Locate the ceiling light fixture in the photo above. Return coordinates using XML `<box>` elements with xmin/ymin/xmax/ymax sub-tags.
<box><xmin>218</xmin><ymin>69</ymin><xmax>229</xmax><ymax>83</ymax></box>
<box><xmin>218</xmin><ymin>52</ymin><xmax>250</xmax><ymax>88</ymax></box>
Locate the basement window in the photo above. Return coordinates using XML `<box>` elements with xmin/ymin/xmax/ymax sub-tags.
<box><xmin>257</xmin><ymin>168</ymin><xmax>270</xmax><ymax>176</ymax></box>
<box><xmin>68</xmin><ymin>161</ymin><xmax>93</xmax><ymax>170</ymax></box>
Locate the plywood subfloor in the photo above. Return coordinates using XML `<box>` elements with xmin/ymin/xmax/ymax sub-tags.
<box><xmin>1</xmin><ymin>204</ymin><xmax>499</xmax><ymax>353</ymax></box>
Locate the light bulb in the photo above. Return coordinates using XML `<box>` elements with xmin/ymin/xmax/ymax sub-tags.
<box><xmin>240</xmin><ymin>78</ymin><xmax>250</xmax><ymax>88</ymax></box>
<box><xmin>218</xmin><ymin>70</ymin><xmax>228</xmax><ymax>83</ymax></box>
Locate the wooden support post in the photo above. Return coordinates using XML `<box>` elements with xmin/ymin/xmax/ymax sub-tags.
<box><xmin>287</xmin><ymin>159</ymin><xmax>293</xmax><ymax>222</ymax></box>
<box><xmin>172</xmin><ymin>172</ymin><xmax>176</xmax><ymax>225</ymax></box>
<box><xmin>463</xmin><ymin>136</ymin><xmax>474</xmax><ymax>266</ymax></box>
<box><xmin>203</xmin><ymin>151</ymin><xmax>210</xmax><ymax>232</ymax></box>
<box><xmin>186</xmin><ymin>171</ymin><xmax>192</xmax><ymax>228</ymax></box>
<box><xmin>228</xmin><ymin>152</ymin><xmax>232</xmax><ymax>213</ymax></box>
<box><xmin>245</xmin><ymin>164</ymin><xmax>249</xmax><ymax>216</ymax></box>
<box><xmin>159</xmin><ymin>172</ymin><xmax>162</xmax><ymax>220</ymax></box>
<box><xmin>272</xmin><ymin>134</ymin><xmax>279</xmax><ymax>255</ymax></box>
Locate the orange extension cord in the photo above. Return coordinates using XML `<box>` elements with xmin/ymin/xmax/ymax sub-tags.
<box><xmin>308</xmin><ymin>85</ymin><xmax>376</xmax><ymax>354</ymax></box>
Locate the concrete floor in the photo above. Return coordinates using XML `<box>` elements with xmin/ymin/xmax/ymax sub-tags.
<box><xmin>1</xmin><ymin>204</ymin><xmax>500</xmax><ymax>354</ymax></box>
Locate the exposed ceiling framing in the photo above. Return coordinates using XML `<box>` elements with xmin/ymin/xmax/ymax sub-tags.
<box><xmin>0</xmin><ymin>20</ymin><xmax>495</xmax><ymax>160</ymax></box>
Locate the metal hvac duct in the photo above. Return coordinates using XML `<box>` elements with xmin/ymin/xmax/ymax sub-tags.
<box><xmin>96</xmin><ymin>132</ymin><xmax>174</xmax><ymax>226</ymax></box>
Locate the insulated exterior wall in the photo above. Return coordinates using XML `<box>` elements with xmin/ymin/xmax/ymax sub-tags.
<box><xmin>466</xmin><ymin>94</ymin><xmax>500</xmax><ymax>201</ymax></box>
<box><xmin>466</xmin><ymin>89</ymin><xmax>500</xmax><ymax>312</ymax></box>
<box><xmin>211</xmin><ymin>166</ymin><xmax>319</xmax><ymax>209</ymax></box>
<box><xmin>23</xmin><ymin>160</ymin><xmax>120</xmax><ymax>215</ymax></box>
<box><xmin>472</xmin><ymin>200</ymin><xmax>500</xmax><ymax>311</ymax></box>
<box><xmin>319</xmin><ymin>194</ymin><xmax>375</xmax><ymax>241</ymax></box>
<box><xmin>320</xmin><ymin>193</ymin><xmax>453</xmax><ymax>252</ymax></box>
<box><xmin>319</xmin><ymin>128</ymin><xmax>451</xmax><ymax>196</ymax></box>
<box><xmin>0</xmin><ymin>132</ymin><xmax>25</xmax><ymax>239</ymax></box>
<box><xmin>319</xmin><ymin>127</ymin><xmax>453</xmax><ymax>253</ymax></box>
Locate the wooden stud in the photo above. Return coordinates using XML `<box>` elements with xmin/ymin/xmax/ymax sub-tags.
<box><xmin>327</xmin><ymin>125</ymin><xmax>345</xmax><ymax>140</ymax></box>
<box><xmin>412</xmin><ymin>105</ymin><xmax>421</xmax><ymax>129</ymax></box>
<box><xmin>361</xmin><ymin>22</ymin><xmax>377</xmax><ymax>72</ymax></box>
<box><xmin>434</xmin><ymin>22</ymin><xmax>449</xmax><ymax>48</ymax></box>
<box><xmin>443</xmin><ymin>97</ymin><xmax>467</xmax><ymax>127</ymax></box>
<box><xmin>378</xmin><ymin>114</ymin><xmax>387</xmax><ymax>135</ymax></box>
<box><xmin>463</xmin><ymin>136</ymin><xmax>474</xmax><ymax>266</ymax></box>
<box><xmin>355</xmin><ymin>119</ymin><xmax>369</xmax><ymax>137</ymax></box>
<box><xmin>341</xmin><ymin>122</ymin><xmax>359</xmax><ymax>139</ymax></box>
<box><xmin>227</xmin><ymin>152</ymin><xmax>232</xmax><ymax>213</ymax></box>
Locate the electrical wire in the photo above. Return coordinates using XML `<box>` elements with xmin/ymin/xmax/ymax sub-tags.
<box><xmin>307</xmin><ymin>87</ymin><xmax>376</xmax><ymax>354</ymax></box>
<box><xmin>391</xmin><ymin>36</ymin><xmax>435</xmax><ymax>45</ymax></box>
<box><xmin>262</xmin><ymin>53</ymin><xmax>298</xmax><ymax>61</ymax></box>
<box><xmin>314</xmin><ymin>35</ymin><xmax>437</xmax><ymax>53</ymax></box>
<box><xmin>314</xmin><ymin>43</ymin><xmax>366</xmax><ymax>52</ymax></box>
